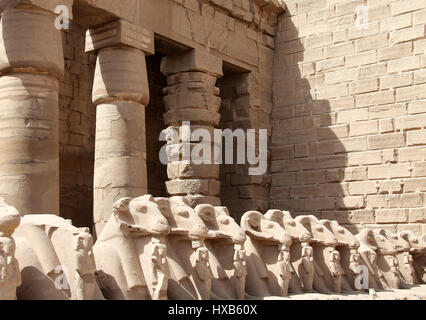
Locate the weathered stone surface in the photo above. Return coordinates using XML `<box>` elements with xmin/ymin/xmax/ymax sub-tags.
<box><xmin>92</xmin><ymin>47</ymin><xmax>149</xmax><ymax>106</ymax></box>
<box><xmin>14</xmin><ymin>214</ymin><xmax>103</xmax><ymax>300</ymax></box>
<box><xmin>94</xmin><ymin>196</ymin><xmax>170</xmax><ymax>300</ymax></box>
<box><xmin>0</xmin><ymin>8</ymin><xmax>64</xmax><ymax>79</ymax></box>
<box><xmin>85</xmin><ymin>19</ymin><xmax>154</xmax><ymax>54</ymax></box>
<box><xmin>0</xmin><ymin>198</ymin><xmax>21</xmax><ymax>300</ymax></box>
<box><xmin>0</xmin><ymin>73</ymin><xmax>60</xmax><ymax>216</ymax></box>
<box><xmin>93</xmin><ymin>101</ymin><xmax>148</xmax><ymax>234</ymax></box>
<box><xmin>161</xmin><ymin>49</ymin><xmax>223</xmax><ymax>77</ymax></box>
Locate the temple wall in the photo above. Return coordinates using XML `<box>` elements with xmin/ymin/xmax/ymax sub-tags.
<box><xmin>271</xmin><ymin>0</ymin><xmax>426</xmax><ymax>235</ymax></box>
<box><xmin>54</xmin><ymin>0</ymin><xmax>281</xmax><ymax>225</ymax></box>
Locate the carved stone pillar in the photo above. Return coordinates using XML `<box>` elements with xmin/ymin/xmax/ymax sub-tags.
<box><xmin>0</xmin><ymin>5</ymin><xmax>65</xmax><ymax>215</ymax></box>
<box><xmin>161</xmin><ymin>50</ymin><xmax>223</xmax><ymax>207</ymax></box>
<box><xmin>85</xmin><ymin>20</ymin><xmax>154</xmax><ymax>235</ymax></box>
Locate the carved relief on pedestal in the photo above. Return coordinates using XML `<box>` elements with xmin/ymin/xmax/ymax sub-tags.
<box><xmin>14</xmin><ymin>214</ymin><xmax>102</xmax><ymax>300</ymax></box>
<box><xmin>0</xmin><ymin>199</ymin><xmax>21</xmax><ymax>300</ymax></box>
<box><xmin>154</xmin><ymin>196</ymin><xmax>210</xmax><ymax>300</ymax></box>
<box><xmin>241</xmin><ymin>211</ymin><xmax>291</xmax><ymax>298</ymax></box>
<box><xmin>93</xmin><ymin>195</ymin><xmax>170</xmax><ymax>300</ymax></box>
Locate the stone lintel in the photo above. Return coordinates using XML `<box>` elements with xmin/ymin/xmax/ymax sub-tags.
<box><xmin>85</xmin><ymin>19</ymin><xmax>154</xmax><ymax>55</ymax></box>
<box><xmin>0</xmin><ymin>0</ymin><xmax>74</xmax><ymax>18</ymax></box>
<box><xmin>254</xmin><ymin>0</ymin><xmax>285</xmax><ymax>14</ymax></box>
<box><xmin>161</xmin><ymin>49</ymin><xmax>223</xmax><ymax>78</ymax></box>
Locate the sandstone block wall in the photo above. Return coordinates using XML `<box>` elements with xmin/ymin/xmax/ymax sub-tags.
<box><xmin>59</xmin><ymin>23</ymin><xmax>96</xmax><ymax>228</ymax></box>
<box><xmin>272</xmin><ymin>0</ymin><xmax>426</xmax><ymax>235</ymax></box>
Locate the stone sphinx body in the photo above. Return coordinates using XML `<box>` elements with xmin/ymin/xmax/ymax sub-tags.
<box><xmin>295</xmin><ymin>215</ymin><xmax>340</xmax><ymax>294</ymax></box>
<box><xmin>320</xmin><ymin>220</ymin><xmax>361</xmax><ymax>293</ymax></box>
<box><xmin>264</xmin><ymin>210</ymin><xmax>312</xmax><ymax>294</ymax></box>
<box><xmin>375</xmin><ymin>229</ymin><xmax>415</xmax><ymax>288</ymax></box>
<box><xmin>14</xmin><ymin>214</ymin><xmax>102</xmax><ymax>300</ymax></box>
<box><xmin>241</xmin><ymin>211</ymin><xmax>292</xmax><ymax>298</ymax></box>
<box><xmin>154</xmin><ymin>196</ymin><xmax>211</xmax><ymax>300</ymax></box>
<box><xmin>94</xmin><ymin>195</ymin><xmax>170</xmax><ymax>300</ymax></box>
<box><xmin>371</xmin><ymin>229</ymin><xmax>400</xmax><ymax>290</ymax></box>
<box><xmin>355</xmin><ymin>228</ymin><xmax>399</xmax><ymax>290</ymax></box>
<box><xmin>196</xmin><ymin>205</ymin><xmax>247</xmax><ymax>300</ymax></box>
<box><xmin>399</xmin><ymin>231</ymin><xmax>426</xmax><ymax>284</ymax></box>
<box><xmin>355</xmin><ymin>228</ymin><xmax>383</xmax><ymax>290</ymax></box>
<box><xmin>0</xmin><ymin>199</ymin><xmax>21</xmax><ymax>300</ymax></box>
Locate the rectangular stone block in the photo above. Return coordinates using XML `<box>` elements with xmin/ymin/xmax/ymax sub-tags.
<box><xmin>409</xmin><ymin>208</ymin><xmax>426</xmax><ymax>223</ymax></box>
<box><xmin>378</xmin><ymin>43</ymin><xmax>413</xmax><ymax>61</ymax></box>
<box><xmin>347</xmin><ymin>181</ymin><xmax>378</xmax><ymax>195</ymax></box>
<box><xmin>390</xmin><ymin>25</ymin><xmax>426</xmax><ymax>45</ymax></box>
<box><xmin>395</xmin><ymin>114</ymin><xmax>426</xmax><ymax>130</ymax></box>
<box><xmin>407</xmin><ymin>130</ymin><xmax>426</xmax><ymax>146</ymax></box>
<box><xmin>368</xmin><ymin>163</ymin><xmax>411</xmax><ymax>179</ymax></box>
<box><xmin>408</xmin><ymin>100</ymin><xmax>426</xmax><ymax>114</ymax></box>
<box><xmin>357</xmin><ymin>90</ymin><xmax>396</xmax><ymax>108</ymax></box>
<box><xmin>388</xmin><ymin>56</ymin><xmax>421</xmax><ymax>73</ymax></box>
<box><xmin>376</xmin><ymin>209</ymin><xmax>408</xmax><ymax>224</ymax></box>
<box><xmin>350</xmin><ymin>120</ymin><xmax>378</xmax><ymax>136</ymax></box>
<box><xmin>348</xmin><ymin>151</ymin><xmax>382</xmax><ymax>166</ymax></box>
<box><xmin>368</xmin><ymin>133</ymin><xmax>405</xmax><ymax>150</ymax></box>
<box><xmin>391</xmin><ymin>0</ymin><xmax>426</xmax><ymax>16</ymax></box>
<box><xmin>85</xmin><ymin>20</ymin><xmax>154</xmax><ymax>54</ymax></box>
<box><xmin>350</xmin><ymin>78</ymin><xmax>379</xmax><ymax>95</ymax></box>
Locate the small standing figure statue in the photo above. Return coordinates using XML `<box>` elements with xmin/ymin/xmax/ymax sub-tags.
<box><xmin>277</xmin><ymin>249</ymin><xmax>292</xmax><ymax>296</ymax></box>
<box><xmin>390</xmin><ymin>257</ymin><xmax>401</xmax><ymax>289</ymax></box>
<box><xmin>151</xmin><ymin>242</ymin><xmax>168</xmax><ymax>300</ymax></box>
<box><xmin>0</xmin><ymin>200</ymin><xmax>21</xmax><ymax>300</ymax></box>
<box><xmin>349</xmin><ymin>252</ymin><xmax>365</xmax><ymax>291</ymax></box>
<box><xmin>404</xmin><ymin>254</ymin><xmax>416</xmax><ymax>284</ymax></box>
<box><xmin>301</xmin><ymin>245</ymin><xmax>314</xmax><ymax>292</ymax></box>
<box><xmin>195</xmin><ymin>247</ymin><xmax>211</xmax><ymax>282</ymax></box>
<box><xmin>73</xmin><ymin>232</ymin><xmax>97</xmax><ymax>300</ymax></box>
<box><xmin>233</xmin><ymin>245</ymin><xmax>247</xmax><ymax>300</ymax></box>
<box><xmin>329</xmin><ymin>250</ymin><xmax>343</xmax><ymax>293</ymax></box>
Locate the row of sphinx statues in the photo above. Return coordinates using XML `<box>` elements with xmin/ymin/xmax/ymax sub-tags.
<box><xmin>0</xmin><ymin>195</ymin><xmax>425</xmax><ymax>300</ymax></box>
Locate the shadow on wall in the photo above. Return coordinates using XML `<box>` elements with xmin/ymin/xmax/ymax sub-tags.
<box><xmin>59</xmin><ymin>22</ymin><xmax>96</xmax><ymax>228</ymax></box>
<box><xmin>270</xmin><ymin>15</ymin><xmax>359</xmax><ymax>233</ymax></box>
<box><xmin>146</xmin><ymin>54</ymin><xmax>168</xmax><ymax>198</ymax></box>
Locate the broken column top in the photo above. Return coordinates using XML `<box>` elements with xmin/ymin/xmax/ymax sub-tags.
<box><xmin>161</xmin><ymin>49</ymin><xmax>223</xmax><ymax>78</ymax></box>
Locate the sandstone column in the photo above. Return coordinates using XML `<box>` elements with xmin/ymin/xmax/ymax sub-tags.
<box><xmin>85</xmin><ymin>20</ymin><xmax>154</xmax><ymax>235</ymax></box>
<box><xmin>0</xmin><ymin>5</ymin><xmax>65</xmax><ymax>215</ymax></box>
<box><xmin>161</xmin><ymin>50</ymin><xmax>223</xmax><ymax>207</ymax></box>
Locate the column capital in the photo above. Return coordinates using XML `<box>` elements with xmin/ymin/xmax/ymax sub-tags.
<box><xmin>161</xmin><ymin>49</ymin><xmax>223</xmax><ymax>78</ymax></box>
<box><xmin>0</xmin><ymin>0</ymin><xmax>73</xmax><ymax>17</ymax></box>
<box><xmin>0</xmin><ymin>7</ymin><xmax>64</xmax><ymax>79</ymax></box>
<box><xmin>85</xmin><ymin>19</ymin><xmax>154</xmax><ymax>55</ymax></box>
